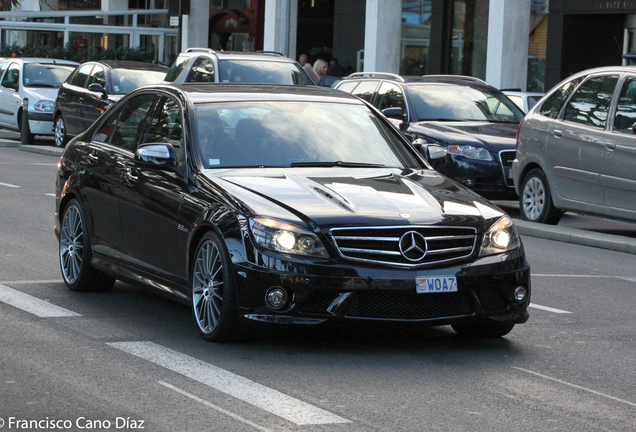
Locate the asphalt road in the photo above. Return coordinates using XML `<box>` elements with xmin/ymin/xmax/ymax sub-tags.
<box><xmin>1</xmin><ymin>147</ymin><xmax>635</xmax><ymax>432</ymax></box>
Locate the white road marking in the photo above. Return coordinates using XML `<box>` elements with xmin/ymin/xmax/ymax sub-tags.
<box><xmin>159</xmin><ymin>381</ymin><xmax>274</xmax><ymax>432</ymax></box>
<box><xmin>619</xmin><ymin>277</ymin><xmax>636</xmax><ymax>283</ymax></box>
<box><xmin>108</xmin><ymin>341</ymin><xmax>351</xmax><ymax>425</ymax></box>
<box><xmin>45</xmin><ymin>193</ymin><xmax>56</xmax><ymax>197</ymax></box>
<box><xmin>0</xmin><ymin>280</ymin><xmax>63</xmax><ymax>285</ymax></box>
<box><xmin>529</xmin><ymin>303</ymin><xmax>571</xmax><ymax>314</ymax></box>
<box><xmin>0</xmin><ymin>182</ymin><xmax>20</xmax><ymax>188</ymax></box>
<box><xmin>0</xmin><ymin>284</ymin><xmax>81</xmax><ymax>318</ymax></box>
<box><xmin>513</xmin><ymin>367</ymin><xmax>636</xmax><ymax>408</ymax></box>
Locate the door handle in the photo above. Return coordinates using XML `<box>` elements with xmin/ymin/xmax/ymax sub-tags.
<box><xmin>553</xmin><ymin>129</ymin><xmax>563</xmax><ymax>138</ymax></box>
<box><xmin>125</xmin><ymin>167</ymin><xmax>138</xmax><ymax>184</ymax></box>
<box><xmin>87</xmin><ymin>152</ymin><xmax>98</xmax><ymax>164</ymax></box>
<box><xmin>79</xmin><ymin>97</ymin><xmax>84</xmax><ymax>103</ymax></box>
<box><xmin>604</xmin><ymin>142</ymin><xmax>616</xmax><ymax>151</ymax></box>
<box><xmin>60</xmin><ymin>93</ymin><xmax>67</xmax><ymax>100</ymax></box>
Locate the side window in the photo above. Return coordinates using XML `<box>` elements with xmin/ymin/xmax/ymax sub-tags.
<box><xmin>87</xmin><ymin>65</ymin><xmax>106</xmax><ymax>88</ymax></box>
<box><xmin>110</xmin><ymin>94</ymin><xmax>157</xmax><ymax>152</ymax></box>
<box><xmin>336</xmin><ymin>81</ymin><xmax>359</xmax><ymax>93</ymax></box>
<box><xmin>539</xmin><ymin>77</ymin><xmax>582</xmax><ymax>119</ymax></box>
<box><xmin>352</xmin><ymin>80</ymin><xmax>380</xmax><ymax>102</ymax></box>
<box><xmin>614</xmin><ymin>76</ymin><xmax>636</xmax><ymax>134</ymax></box>
<box><xmin>2</xmin><ymin>63</ymin><xmax>19</xmax><ymax>89</ymax></box>
<box><xmin>564</xmin><ymin>75</ymin><xmax>618</xmax><ymax>129</ymax></box>
<box><xmin>164</xmin><ymin>55</ymin><xmax>190</xmax><ymax>82</ymax></box>
<box><xmin>94</xmin><ymin>106</ymin><xmax>123</xmax><ymax>144</ymax></box>
<box><xmin>376</xmin><ymin>82</ymin><xmax>406</xmax><ymax>113</ymax></box>
<box><xmin>0</xmin><ymin>63</ymin><xmax>9</xmax><ymax>83</ymax></box>
<box><xmin>71</xmin><ymin>64</ymin><xmax>93</xmax><ymax>87</ymax></box>
<box><xmin>144</xmin><ymin>96</ymin><xmax>184</xmax><ymax>163</ymax></box>
<box><xmin>185</xmin><ymin>57</ymin><xmax>215</xmax><ymax>83</ymax></box>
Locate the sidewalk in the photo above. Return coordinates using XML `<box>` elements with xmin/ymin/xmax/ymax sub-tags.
<box><xmin>6</xmin><ymin>137</ymin><xmax>636</xmax><ymax>256</ymax></box>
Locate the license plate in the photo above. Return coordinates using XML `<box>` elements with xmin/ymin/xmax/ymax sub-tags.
<box><xmin>416</xmin><ymin>276</ymin><xmax>457</xmax><ymax>293</ymax></box>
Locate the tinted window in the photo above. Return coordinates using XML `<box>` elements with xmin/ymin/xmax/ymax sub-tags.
<box><xmin>145</xmin><ymin>97</ymin><xmax>183</xmax><ymax>149</ymax></box>
<box><xmin>218</xmin><ymin>60</ymin><xmax>311</xmax><ymax>85</ymax></box>
<box><xmin>352</xmin><ymin>81</ymin><xmax>379</xmax><ymax>102</ymax></box>
<box><xmin>71</xmin><ymin>64</ymin><xmax>93</xmax><ymax>87</ymax></box>
<box><xmin>564</xmin><ymin>75</ymin><xmax>618</xmax><ymax>129</ymax></box>
<box><xmin>539</xmin><ymin>77</ymin><xmax>582</xmax><ymax>119</ymax></box>
<box><xmin>376</xmin><ymin>82</ymin><xmax>406</xmax><ymax>112</ymax></box>
<box><xmin>164</xmin><ymin>55</ymin><xmax>190</xmax><ymax>82</ymax></box>
<box><xmin>613</xmin><ymin>76</ymin><xmax>636</xmax><ymax>134</ymax></box>
<box><xmin>94</xmin><ymin>106</ymin><xmax>122</xmax><ymax>144</ymax></box>
<box><xmin>194</xmin><ymin>101</ymin><xmax>420</xmax><ymax>169</ymax></box>
<box><xmin>409</xmin><ymin>84</ymin><xmax>524</xmax><ymax>122</ymax></box>
<box><xmin>110</xmin><ymin>94</ymin><xmax>156</xmax><ymax>152</ymax></box>
<box><xmin>185</xmin><ymin>57</ymin><xmax>215</xmax><ymax>83</ymax></box>
<box><xmin>108</xmin><ymin>69</ymin><xmax>166</xmax><ymax>94</ymax></box>
<box><xmin>87</xmin><ymin>65</ymin><xmax>106</xmax><ymax>88</ymax></box>
<box><xmin>23</xmin><ymin>64</ymin><xmax>75</xmax><ymax>87</ymax></box>
<box><xmin>335</xmin><ymin>81</ymin><xmax>358</xmax><ymax>93</ymax></box>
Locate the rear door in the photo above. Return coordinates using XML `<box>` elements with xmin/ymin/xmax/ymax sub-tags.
<box><xmin>547</xmin><ymin>74</ymin><xmax>619</xmax><ymax>205</ymax></box>
<box><xmin>0</xmin><ymin>63</ymin><xmax>22</xmax><ymax>129</ymax></box>
<box><xmin>62</xmin><ymin>63</ymin><xmax>93</xmax><ymax>136</ymax></box>
<box><xmin>603</xmin><ymin>73</ymin><xmax>636</xmax><ymax>212</ymax></box>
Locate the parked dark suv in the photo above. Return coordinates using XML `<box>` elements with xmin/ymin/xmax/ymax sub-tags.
<box><xmin>163</xmin><ymin>48</ymin><xmax>313</xmax><ymax>85</ymax></box>
<box><xmin>335</xmin><ymin>73</ymin><xmax>525</xmax><ymax>200</ymax></box>
<box><xmin>53</xmin><ymin>60</ymin><xmax>168</xmax><ymax>147</ymax></box>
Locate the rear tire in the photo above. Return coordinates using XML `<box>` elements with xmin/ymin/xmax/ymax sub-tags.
<box><xmin>191</xmin><ymin>231</ymin><xmax>241</xmax><ymax>342</ymax></box>
<box><xmin>59</xmin><ymin>199</ymin><xmax>115</xmax><ymax>292</ymax></box>
<box><xmin>519</xmin><ymin>168</ymin><xmax>562</xmax><ymax>225</ymax></box>
<box><xmin>54</xmin><ymin>115</ymin><xmax>68</xmax><ymax>148</ymax></box>
<box><xmin>452</xmin><ymin>320</ymin><xmax>515</xmax><ymax>338</ymax></box>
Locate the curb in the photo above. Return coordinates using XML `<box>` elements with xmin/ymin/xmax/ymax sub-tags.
<box><xmin>18</xmin><ymin>143</ymin><xmax>63</xmax><ymax>157</ymax></box>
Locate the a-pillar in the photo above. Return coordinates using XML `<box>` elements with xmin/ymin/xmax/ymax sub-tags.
<box><xmin>485</xmin><ymin>0</ymin><xmax>531</xmax><ymax>90</ymax></box>
<box><xmin>363</xmin><ymin>0</ymin><xmax>401</xmax><ymax>73</ymax></box>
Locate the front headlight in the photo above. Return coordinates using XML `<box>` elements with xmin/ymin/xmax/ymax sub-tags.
<box><xmin>33</xmin><ymin>100</ymin><xmax>55</xmax><ymax>113</ymax></box>
<box><xmin>479</xmin><ymin>216</ymin><xmax>520</xmax><ymax>256</ymax></box>
<box><xmin>448</xmin><ymin>144</ymin><xmax>492</xmax><ymax>161</ymax></box>
<box><xmin>249</xmin><ymin>217</ymin><xmax>328</xmax><ymax>258</ymax></box>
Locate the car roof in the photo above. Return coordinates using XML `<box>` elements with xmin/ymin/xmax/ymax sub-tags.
<box><xmin>138</xmin><ymin>83</ymin><xmax>367</xmax><ymax>104</ymax></box>
<box><xmin>340</xmin><ymin>72</ymin><xmax>490</xmax><ymax>86</ymax></box>
<box><xmin>179</xmin><ymin>48</ymin><xmax>298</xmax><ymax>63</ymax></box>
<box><xmin>0</xmin><ymin>57</ymin><xmax>79</xmax><ymax>66</ymax></box>
<box><xmin>84</xmin><ymin>60</ymin><xmax>168</xmax><ymax>71</ymax></box>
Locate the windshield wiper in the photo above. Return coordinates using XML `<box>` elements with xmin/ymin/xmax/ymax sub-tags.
<box><xmin>290</xmin><ymin>161</ymin><xmax>387</xmax><ymax>168</ymax></box>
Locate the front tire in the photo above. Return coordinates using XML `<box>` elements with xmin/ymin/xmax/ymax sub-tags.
<box><xmin>519</xmin><ymin>168</ymin><xmax>562</xmax><ymax>225</ymax></box>
<box><xmin>191</xmin><ymin>231</ymin><xmax>240</xmax><ymax>342</ymax></box>
<box><xmin>452</xmin><ymin>320</ymin><xmax>515</xmax><ymax>338</ymax></box>
<box><xmin>54</xmin><ymin>115</ymin><xmax>68</xmax><ymax>148</ymax></box>
<box><xmin>59</xmin><ymin>199</ymin><xmax>115</xmax><ymax>292</ymax></box>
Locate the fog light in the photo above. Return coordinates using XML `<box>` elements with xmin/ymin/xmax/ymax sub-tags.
<box><xmin>513</xmin><ymin>286</ymin><xmax>527</xmax><ymax>304</ymax></box>
<box><xmin>265</xmin><ymin>287</ymin><xmax>288</xmax><ymax>311</ymax></box>
<box><xmin>463</xmin><ymin>179</ymin><xmax>475</xmax><ymax>188</ymax></box>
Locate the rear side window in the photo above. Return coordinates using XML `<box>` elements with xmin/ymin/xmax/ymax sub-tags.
<box><xmin>613</xmin><ymin>76</ymin><xmax>636</xmax><ymax>134</ymax></box>
<box><xmin>186</xmin><ymin>57</ymin><xmax>215</xmax><ymax>83</ymax></box>
<box><xmin>539</xmin><ymin>77</ymin><xmax>582</xmax><ymax>119</ymax></box>
<box><xmin>164</xmin><ymin>55</ymin><xmax>190</xmax><ymax>82</ymax></box>
<box><xmin>564</xmin><ymin>75</ymin><xmax>618</xmax><ymax>129</ymax></box>
<box><xmin>336</xmin><ymin>81</ymin><xmax>359</xmax><ymax>93</ymax></box>
<box><xmin>376</xmin><ymin>82</ymin><xmax>406</xmax><ymax>113</ymax></box>
<box><xmin>352</xmin><ymin>80</ymin><xmax>379</xmax><ymax>102</ymax></box>
<box><xmin>71</xmin><ymin>64</ymin><xmax>93</xmax><ymax>87</ymax></box>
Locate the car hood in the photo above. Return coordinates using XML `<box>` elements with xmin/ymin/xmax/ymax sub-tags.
<box><xmin>205</xmin><ymin>167</ymin><xmax>505</xmax><ymax>231</ymax></box>
<box><xmin>22</xmin><ymin>86</ymin><xmax>59</xmax><ymax>102</ymax></box>
<box><xmin>411</xmin><ymin>121</ymin><xmax>518</xmax><ymax>151</ymax></box>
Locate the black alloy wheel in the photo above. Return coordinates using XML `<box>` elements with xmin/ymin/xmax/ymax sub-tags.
<box><xmin>191</xmin><ymin>231</ymin><xmax>240</xmax><ymax>342</ymax></box>
<box><xmin>59</xmin><ymin>199</ymin><xmax>115</xmax><ymax>291</ymax></box>
<box><xmin>519</xmin><ymin>168</ymin><xmax>562</xmax><ymax>225</ymax></box>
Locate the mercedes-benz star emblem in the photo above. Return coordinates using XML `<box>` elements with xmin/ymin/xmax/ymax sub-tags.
<box><xmin>398</xmin><ymin>231</ymin><xmax>428</xmax><ymax>261</ymax></box>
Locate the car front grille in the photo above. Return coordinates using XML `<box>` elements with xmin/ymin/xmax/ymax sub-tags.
<box><xmin>329</xmin><ymin>226</ymin><xmax>477</xmax><ymax>268</ymax></box>
<box><xmin>499</xmin><ymin>150</ymin><xmax>516</xmax><ymax>187</ymax></box>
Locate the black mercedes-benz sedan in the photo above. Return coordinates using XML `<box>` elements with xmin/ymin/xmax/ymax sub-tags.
<box><xmin>54</xmin><ymin>83</ymin><xmax>530</xmax><ymax>342</ymax></box>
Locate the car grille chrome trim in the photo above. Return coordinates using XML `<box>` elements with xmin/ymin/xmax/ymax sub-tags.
<box><xmin>329</xmin><ymin>225</ymin><xmax>477</xmax><ymax>267</ymax></box>
<box><xmin>499</xmin><ymin>150</ymin><xmax>516</xmax><ymax>187</ymax></box>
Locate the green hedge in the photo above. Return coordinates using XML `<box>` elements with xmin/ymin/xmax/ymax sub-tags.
<box><xmin>0</xmin><ymin>43</ymin><xmax>156</xmax><ymax>63</ymax></box>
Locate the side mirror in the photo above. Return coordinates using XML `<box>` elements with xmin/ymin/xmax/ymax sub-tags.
<box><xmin>2</xmin><ymin>80</ymin><xmax>18</xmax><ymax>90</ymax></box>
<box><xmin>88</xmin><ymin>83</ymin><xmax>108</xmax><ymax>100</ymax></box>
<box><xmin>382</xmin><ymin>107</ymin><xmax>403</xmax><ymax>120</ymax></box>
<box><xmin>134</xmin><ymin>143</ymin><xmax>177</xmax><ymax>167</ymax></box>
<box><xmin>412</xmin><ymin>138</ymin><xmax>448</xmax><ymax>170</ymax></box>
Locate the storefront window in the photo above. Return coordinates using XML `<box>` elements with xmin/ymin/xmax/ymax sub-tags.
<box><xmin>451</xmin><ymin>0</ymin><xmax>489</xmax><ymax>79</ymax></box>
<box><xmin>69</xmin><ymin>32</ymin><xmax>130</xmax><ymax>58</ymax></box>
<box><xmin>400</xmin><ymin>0</ymin><xmax>432</xmax><ymax>75</ymax></box>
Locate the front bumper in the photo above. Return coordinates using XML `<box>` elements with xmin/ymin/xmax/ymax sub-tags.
<box><xmin>28</xmin><ymin>112</ymin><xmax>54</xmax><ymax>135</ymax></box>
<box><xmin>232</xmin><ymin>246</ymin><xmax>530</xmax><ymax>328</ymax></box>
<box><xmin>438</xmin><ymin>154</ymin><xmax>517</xmax><ymax>200</ymax></box>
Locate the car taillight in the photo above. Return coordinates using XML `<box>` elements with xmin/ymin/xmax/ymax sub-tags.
<box><xmin>516</xmin><ymin>117</ymin><xmax>525</xmax><ymax>151</ymax></box>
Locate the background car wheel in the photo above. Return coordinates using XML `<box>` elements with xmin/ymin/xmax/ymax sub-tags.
<box><xmin>191</xmin><ymin>231</ymin><xmax>240</xmax><ymax>342</ymax></box>
<box><xmin>519</xmin><ymin>168</ymin><xmax>562</xmax><ymax>225</ymax></box>
<box><xmin>54</xmin><ymin>116</ymin><xmax>68</xmax><ymax>148</ymax></box>
<box><xmin>451</xmin><ymin>320</ymin><xmax>515</xmax><ymax>338</ymax></box>
<box><xmin>59</xmin><ymin>199</ymin><xmax>115</xmax><ymax>292</ymax></box>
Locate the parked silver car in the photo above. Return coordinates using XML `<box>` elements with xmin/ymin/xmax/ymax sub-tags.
<box><xmin>512</xmin><ymin>66</ymin><xmax>636</xmax><ymax>224</ymax></box>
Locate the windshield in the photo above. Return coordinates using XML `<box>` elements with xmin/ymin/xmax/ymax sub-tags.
<box><xmin>194</xmin><ymin>101</ymin><xmax>421</xmax><ymax>169</ymax></box>
<box><xmin>23</xmin><ymin>64</ymin><xmax>75</xmax><ymax>88</ymax></box>
<box><xmin>218</xmin><ymin>60</ymin><xmax>311</xmax><ymax>85</ymax></box>
<box><xmin>109</xmin><ymin>69</ymin><xmax>167</xmax><ymax>94</ymax></box>
<box><xmin>410</xmin><ymin>84</ymin><xmax>525</xmax><ymax>123</ymax></box>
